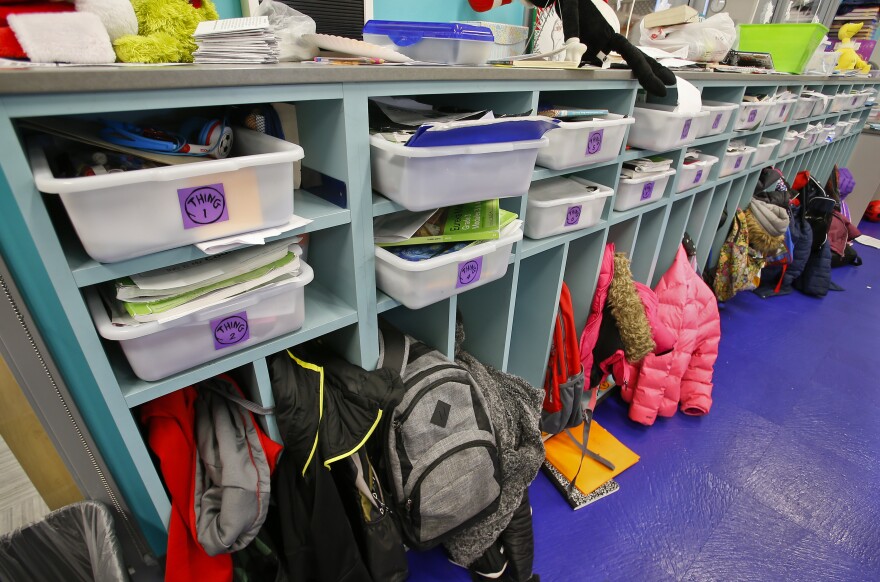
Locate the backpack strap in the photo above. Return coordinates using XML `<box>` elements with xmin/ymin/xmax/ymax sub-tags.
<box><xmin>378</xmin><ymin>319</ymin><xmax>409</xmax><ymax>377</ymax></box>
<box><xmin>563</xmin><ymin>385</ymin><xmax>616</xmax><ymax>494</ymax></box>
<box><xmin>203</xmin><ymin>380</ymin><xmax>274</xmax><ymax>416</ymax></box>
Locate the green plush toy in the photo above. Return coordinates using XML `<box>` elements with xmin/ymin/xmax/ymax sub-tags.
<box><xmin>113</xmin><ymin>0</ymin><xmax>218</xmax><ymax>63</ymax></box>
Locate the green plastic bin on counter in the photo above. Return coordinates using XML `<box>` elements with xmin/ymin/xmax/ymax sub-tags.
<box><xmin>738</xmin><ymin>23</ymin><xmax>829</xmax><ymax>74</ymax></box>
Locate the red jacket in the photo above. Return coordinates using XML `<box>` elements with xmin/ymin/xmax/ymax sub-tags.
<box><xmin>622</xmin><ymin>246</ymin><xmax>721</xmax><ymax>425</ymax></box>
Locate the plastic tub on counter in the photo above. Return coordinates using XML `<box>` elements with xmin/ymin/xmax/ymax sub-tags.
<box><xmin>29</xmin><ymin>129</ymin><xmax>302</xmax><ymax>264</ymax></box>
<box><xmin>695</xmin><ymin>101</ymin><xmax>739</xmax><ymax>138</ymax></box>
<box><xmin>524</xmin><ymin>177</ymin><xmax>612</xmax><ymax>239</ymax></box>
<box><xmin>615</xmin><ymin>169</ymin><xmax>675</xmax><ymax>211</ymax></box>
<box><xmin>735</xmin><ymin>101</ymin><xmax>772</xmax><ymax>131</ymax></box>
<box><xmin>752</xmin><ymin>138</ymin><xmax>780</xmax><ymax>167</ymax></box>
<box><xmin>536</xmin><ymin>113</ymin><xmax>634</xmax><ymax>169</ymax></box>
<box><xmin>628</xmin><ymin>104</ymin><xmax>708</xmax><ymax>150</ymax></box>
<box><xmin>374</xmin><ymin>225</ymin><xmax>523</xmax><ymax>310</ymax></box>
<box><xmin>718</xmin><ymin>147</ymin><xmax>756</xmax><ymax>177</ymax></box>
<box><xmin>363</xmin><ymin>20</ymin><xmax>494</xmax><ymax>65</ymax></box>
<box><xmin>676</xmin><ymin>154</ymin><xmax>718</xmax><ymax>193</ymax></box>
<box><xmin>370</xmin><ymin>135</ymin><xmax>547</xmax><ymax>211</ymax></box>
<box><xmin>86</xmin><ymin>262</ymin><xmax>314</xmax><ymax>382</ymax></box>
<box><xmin>779</xmin><ymin>134</ymin><xmax>800</xmax><ymax>157</ymax></box>
<box><xmin>792</xmin><ymin>96</ymin><xmax>818</xmax><ymax>120</ymax></box>
<box><xmin>765</xmin><ymin>98</ymin><xmax>797</xmax><ymax>125</ymax></box>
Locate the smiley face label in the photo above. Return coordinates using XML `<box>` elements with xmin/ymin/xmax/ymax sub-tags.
<box><xmin>585</xmin><ymin>129</ymin><xmax>604</xmax><ymax>156</ymax></box>
<box><xmin>178</xmin><ymin>183</ymin><xmax>229</xmax><ymax>229</ymax></box>
<box><xmin>565</xmin><ymin>205</ymin><xmax>582</xmax><ymax>227</ymax></box>
<box><xmin>641</xmin><ymin>181</ymin><xmax>655</xmax><ymax>201</ymax></box>
<box><xmin>210</xmin><ymin>311</ymin><xmax>250</xmax><ymax>350</ymax></box>
<box><xmin>456</xmin><ymin>257</ymin><xmax>483</xmax><ymax>289</ymax></box>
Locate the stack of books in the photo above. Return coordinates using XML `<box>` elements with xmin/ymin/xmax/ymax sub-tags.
<box><xmin>621</xmin><ymin>155</ymin><xmax>673</xmax><ymax>179</ymax></box>
<box><xmin>373</xmin><ymin>199</ymin><xmax>519</xmax><ymax>261</ymax></box>
<box><xmin>103</xmin><ymin>240</ymin><xmax>302</xmax><ymax>325</ymax></box>
<box><xmin>193</xmin><ymin>17</ymin><xmax>279</xmax><ymax>64</ymax></box>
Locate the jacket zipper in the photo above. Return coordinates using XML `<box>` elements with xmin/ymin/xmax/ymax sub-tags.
<box><xmin>405</xmin><ymin>440</ymin><xmax>498</xmax><ymax>518</ymax></box>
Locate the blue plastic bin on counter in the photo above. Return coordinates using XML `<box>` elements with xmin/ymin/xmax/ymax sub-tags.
<box><xmin>363</xmin><ymin>20</ymin><xmax>494</xmax><ymax>65</ymax></box>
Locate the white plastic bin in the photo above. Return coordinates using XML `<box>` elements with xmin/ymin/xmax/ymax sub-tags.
<box><xmin>779</xmin><ymin>134</ymin><xmax>800</xmax><ymax>157</ymax></box>
<box><xmin>853</xmin><ymin>91</ymin><xmax>872</xmax><ymax>109</ymax></box>
<box><xmin>792</xmin><ymin>96</ymin><xmax>818</xmax><ymax>120</ymax></box>
<box><xmin>812</xmin><ymin>94</ymin><xmax>833</xmax><ymax>116</ymax></box>
<box><xmin>765</xmin><ymin>98</ymin><xmax>797</xmax><ymax>125</ymax></box>
<box><xmin>374</xmin><ymin>225</ymin><xmax>522</xmax><ymax>309</ymax></box>
<box><xmin>370</xmin><ymin>135</ymin><xmax>547</xmax><ymax>211</ymax></box>
<box><xmin>524</xmin><ymin>177</ymin><xmax>612</xmax><ymax>239</ymax></box>
<box><xmin>752</xmin><ymin>138</ymin><xmax>780</xmax><ymax>167</ymax></box>
<box><xmin>536</xmin><ymin>113</ymin><xmax>634</xmax><ymax>169</ymax></box>
<box><xmin>30</xmin><ymin>129</ymin><xmax>302</xmax><ymax>264</ymax></box>
<box><xmin>615</xmin><ymin>169</ymin><xmax>674</xmax><ymax>211</ymax></box>
<box><xmin>802</xmin><ymin>125</ymin><xmax>821</xmax><ymax>148</ymax></box>
<box><xmin>735</xmin><ymin>101</ymin><xmax>772</xmax><ymax>130</ymax></box>
<box><xmin>718</xmin><ymin>147</ymin><xmax>756</xmax><ymax>177</ymax></box>
<box><xmin>87</xmin><ymin>262</ymin><xmax>314</xmax><ymax>382</ymax></box>
<box><xmin>628</xmin><ymin>104</ymin><xmax>707</xmax><ymax>150</ymax></box>
<box><xmin>676</xmin><ymin>154</ymin><xmax>718</xmax><ymax>193</ymax></box>
<box><xmin>695</xmin><ymin>101</ymin><xmax>738</xmax><ymax>138</ymax></box>
<box><xmin>830</xmin><ymin>93</ymin><xmax>851</xmax><ymax>113</ymax></box>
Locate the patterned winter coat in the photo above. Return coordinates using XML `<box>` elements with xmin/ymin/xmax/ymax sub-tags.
<box><xmin>621</xmin><ymin>246</ymin><xmax>721</xmax><ymax>426</ymax></box>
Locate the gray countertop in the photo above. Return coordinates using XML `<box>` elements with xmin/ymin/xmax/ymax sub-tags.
<box><xmin>0</xmin><ymin>62</ymin><xmax>876</xmax><ymax>95</ymax></box>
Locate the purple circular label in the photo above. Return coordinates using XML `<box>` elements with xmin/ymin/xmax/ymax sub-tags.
<box><xmin>641</xmin><ymin>181</ymin><xmax>655</xmax><ymax>201</ymax></box>
<box><xmin>680</xmin><ymin>119</ymin><xmax>692</xmax><ymax>140</ymax></box>
<box><xmin>734</xmin><ymin>156</ymin><xmax>742</xmax><ymax>169</ymax></box>
<box><xmin>586</xmin><ymin>129</ymin><xmax>604</xmax><ymax>155</ymax></box>
<box><xmin>748</xmin><ymin>109</ymin><xmax>758</xmax><ymax>123</ymax></box>
<box><xmin>780</xmin><ymin>104</ymin><xmax>787</xmax><ymax>117</ymax></box>
<box><xmin>565</xmin><ymin>205</ymin><xmax>582</xmax><ymax>227</ymax></box>
<box><xmin>712</xmin><ymin>113</ymin><xmax>722</xmax><ymax>130</ymax></box>
<box><xmin>694</xmin><ymin>169</ymin><xmax>703</xmax><ymax>184</ymax></box>
<box><xmin>178</xmin><ymin>183</ymin><xmax>229</xmax><ymax>229</ymax></box>
<box><xmin>457</xmin><ymin>259</ymin><xmax>481</xmax><ymax>287</ymax></box>
<box><xmin>210</xmin><ymin>311</ymin><xmax>250</xmax><ymax>350</ymax></box>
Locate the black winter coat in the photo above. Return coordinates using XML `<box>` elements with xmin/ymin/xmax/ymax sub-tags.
<box><xmin>755</xmin><ymin>205</ymin><xmax>812</xmax><ymax>298</ymax></box>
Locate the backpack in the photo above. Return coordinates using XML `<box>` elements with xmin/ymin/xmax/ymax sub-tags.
<box><xmin>378</xmin><ymin>321</ymin><xmax>501</xmax><ymax>551</ymax></box>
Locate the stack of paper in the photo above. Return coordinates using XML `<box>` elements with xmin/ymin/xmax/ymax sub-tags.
<box><xmin>621</xmin><ymin>155</ymin><xmax>673</xmax><ymax>179</ymax></box>
<box><xmin>103</xmin><ymin>240</ymin><xmax>301</xmax><ymax>324</ymax></box>
<box><xmin>193</xmin><ymin>17</ymin><xmax>279</xmax><ymax>64</ymax></box>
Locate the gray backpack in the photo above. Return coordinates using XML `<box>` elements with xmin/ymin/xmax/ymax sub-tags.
<box><xmin>378</xmin><ymin>322</ymin><xmax>501</xmax><ymax>550</ymax></box>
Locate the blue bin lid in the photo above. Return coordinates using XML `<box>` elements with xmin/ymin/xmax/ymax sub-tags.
<box><xmin>363</xmin><ymin>20</ymin><xmax>494</xmax><ymax>46</ymax></box>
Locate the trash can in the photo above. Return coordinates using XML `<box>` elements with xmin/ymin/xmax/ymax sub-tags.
<box><xmin>0</xmin><ymin>500</ymin><xmax>129</xmax><ymax>581</ymax></box>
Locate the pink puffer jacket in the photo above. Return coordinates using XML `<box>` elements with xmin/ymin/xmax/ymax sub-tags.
<box><xmin>621</xmin><ymin>246</ymin><xmax>721</xmax><ymax>426</ymax></box>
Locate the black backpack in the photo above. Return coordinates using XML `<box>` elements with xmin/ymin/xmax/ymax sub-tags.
<box><xmin>378</xmin><ymin>321</ymin><xmax>501</xmax><ymax>551</ymax></box>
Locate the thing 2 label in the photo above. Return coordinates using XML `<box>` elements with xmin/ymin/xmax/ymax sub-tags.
<box><xmin>178</xmin><ymin>183</ymin><xmax>229</xmax><ymax>229</ymax></box>
<box><xmin>210</xmin><ymin>311</ymin><xmax>250</xmax><ymax>350</ymax></box>
<box><xmin>456</xmin><ymin>257</ymin><xmax>483</xmax><ymax>289</ymax></box>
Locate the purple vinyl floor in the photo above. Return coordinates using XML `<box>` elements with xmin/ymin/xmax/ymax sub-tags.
<box><xmin>408</xmin><ymin>220</ymin><xmax>880</xmax><ymax>582</ymax></box>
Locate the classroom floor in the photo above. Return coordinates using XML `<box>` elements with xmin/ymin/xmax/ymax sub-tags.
<box><xmin>409</xmin><ymin>220</ymin><xmax>880</xmax><ymax>582</ymax></box>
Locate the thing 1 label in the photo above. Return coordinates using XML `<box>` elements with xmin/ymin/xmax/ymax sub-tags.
<box><xmin>641</xmin><ymin>181</ymin><xmax>655</xmax><ymax>201</ymax></box>
<box><xmin>456</xmin><ymin>257</ymin><xmax>483</xmax><ymax>288</ymax></box>
<box><xmin>694</xmin><ymin>169</ymin><xmax>703</xmax><ymax>184</ymax></box>
<box><xmin>178</xmin><ymin>183</ymin><xmax>229</xmax><ymax>229</ymax></box>
<box><xmin>681</xmin><ymin>119</ymin><xmax>692</xmax><ymax>139</ymax></box>
<box><xmin>565</xmin><ymin>205</ymin><xmax>582</xmax><ymax>227</ymax></box>
<box><xmin>585</xmin><ymin>129</ymin><xmax>604</xmax><ymax>156</ymax></box>
<box><xmin>734</xmin><ymin>156</ymin><xmax>742</xmax><ymax>169</ymax></box>
<box><xmin>748</xmin><ymin>109</ymin><xmax>757</xmax><ymax>123</ymax></box>
<box><xmin>210</xmin><ymin>311</ymin><xmax>250</xmax><ymax>350</ymax></box>
<box><xmin>712</xmin><ymin>113</ymin><xmax>722</xmax><ymax>130</ymax></box>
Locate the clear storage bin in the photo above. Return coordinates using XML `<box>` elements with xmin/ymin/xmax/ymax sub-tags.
<box><xmin>676</xmin><ymin>154</ymin><xmax>718</xmax><ymax>193</ymax></box>
<box><xmin>779</xmin><ymin>134</ymin><xmax>800</xmax><ymax>156</ymax></box>
<box><xmin>87</xmin><ymin>262</ymin><xmax>314</xmax><ymax>382</ymax></box>
<box><xmin>830</xmin><ymin>93</ymin><xmax>852</xmax><ymax>113</ymax></box>
<box><xmin>374</xmin><ymin>225</ymin><xmax>523</xmax><ymax>309</ymax></box>
<box><xmin>853</xmin><ymin>91</ymin><xmax>872</xmax><ymax>109</ymax></box>
<box><xmin>695</xmin><ymin>101</ymin><xmax>738</xmax><ymax>138</ymax></box>
<box><xmin>615</xmin><ymin>169</ymin><xmax>675</xmax><ymax>211</ymax></box>
<box><xmin>536</xmin><ymin>113</ymin><xmax>634</xmax><ymax>169</ymax></box>
<box><xmin>802</xmin><ymin>125</ymin><xmax>821</xmax><ymax>148</ymax></box>
<box><xmin>752</xmin><ymin>138</ymin><xmax>780</xmax><ymax>167</ymax></box>
<box><xmin>370</xmin><ymin>135</ymin><xmax>547</xmax><ymax>211</ymax></box>
<box><xmin>363</xmin><ymin>20</ymin><xmax>494</xmax><ymax>65</ymax></box>
<box><xmin>524</xmin><ymin>177</ymin><xmax>612</xmax><ymax>239</ymax></box>
<box><xmin>818</xmin><ymin>125</ymin><xmax>834</xmax><ymax>143</ymax></box>
<box><xmin>735</xmin><ymin>101</ymin><xmax>772</xmax><ymax>131</ymax></box>
<box><xmin>718</xmin><ymin>147</ymin><xmax>756</xmax><ymax>177</ymax></box>
<box><xmin>792</xmin><ymin>96</ymin><xmax>818</xmax><ymax>120</ymax></box>
<box><xmin>628</xmin><ymin>104</ymin><xmax>708</xmax><ymax>150</ymax></box>
<box><xmin>765</xmin><ymin>98</ymin><xmax>797</xmax><ymax>125</ymax></box>
<box><xmin>29</xmin><ymin>129</ymin><xmax>303</xmax><ymax>263</ymax></box>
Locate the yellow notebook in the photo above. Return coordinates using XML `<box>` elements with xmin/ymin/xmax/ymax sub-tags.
<box><xmin>544</xmin><ymin>420</ymin><xmax>640</xmax><ymax>496</ymax></box>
